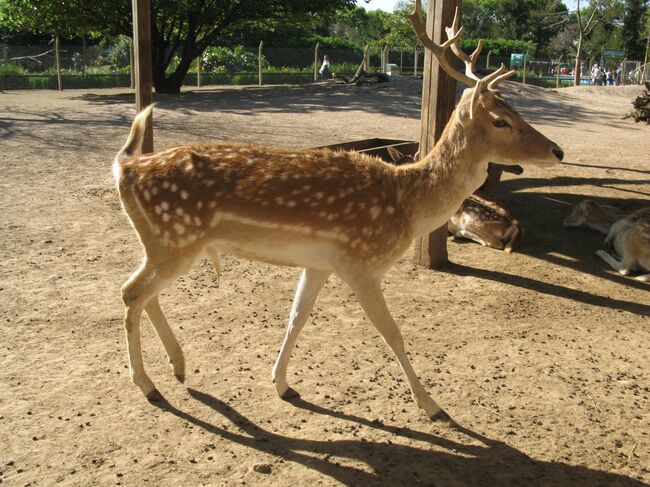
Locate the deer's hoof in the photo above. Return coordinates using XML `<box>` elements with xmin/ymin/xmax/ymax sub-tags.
<box><xmin>146</xmin><ymin>388</ymin><xmax>163</xmax><ymax>402</ymax></box>
<box><xmin>280</xmin><ymin>387</ymin><xmax>300</xmax><ymax>401</ymax></box>
<box><xmin>430</xmin><ymin>409</ymin><xmax>454</xmax><ymax>425</ymax></box>
<box><xmin>175</xmin><ymin>373</ymin><xmax>185</xmax><ymax>383</ymax></box>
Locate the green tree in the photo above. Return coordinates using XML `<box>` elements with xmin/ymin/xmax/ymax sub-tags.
<box><xmin>622</xmin><ymin>0</ymin><xmax>649</xmax><ymax>59</ymax></box>
<box><xmin>0</xmin><ymin>0</ymin><xmax>353</xmax><ymax>93</ymax></box>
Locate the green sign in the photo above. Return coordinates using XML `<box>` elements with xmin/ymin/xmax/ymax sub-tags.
<box><xmin>603</xmin><ymin>49</ymin><xmax>624</xmax><ymax>57</ymax></box>
<box><xmin>510</xmin><ymin>53</ymin><xmax>525</xmax><ymax>67</ymax></box>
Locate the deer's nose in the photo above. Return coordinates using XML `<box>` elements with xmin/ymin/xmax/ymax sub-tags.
<box><xmin>552</xmin><ymin>148</ymin><xmax>564</xmax><ymax>161</ymax></box>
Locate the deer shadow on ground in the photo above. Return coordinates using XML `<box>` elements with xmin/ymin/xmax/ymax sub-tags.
<box><xmin>150</xmin><ymin>388</ymin><xmax>645</xmax><ymax>487</ymax></box>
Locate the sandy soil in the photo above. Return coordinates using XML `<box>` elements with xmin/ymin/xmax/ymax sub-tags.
<box><xmin>0</xmin><ymin>79</ymin><xmax>648</xmax><ymax>487</ymax></box>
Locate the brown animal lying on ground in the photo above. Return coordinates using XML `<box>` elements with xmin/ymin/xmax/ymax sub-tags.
<box><xmin>563</xmin><ymin>199</ymin><xmax>621</xmax><ymax>234</ymax></box>
<box><xmin>564</xmin><ymin>200</ymin><xmax>650</xmax><ymax>281</ymax></box>
<box><xmin>447</xmin><ymin>193</ymin><xmax>522</xmax><ymax>253</ymax></box>
<box><xmin>387</xmin><ymin>147</ymin><xmax>523</xmax><ymax>252</ymax></box>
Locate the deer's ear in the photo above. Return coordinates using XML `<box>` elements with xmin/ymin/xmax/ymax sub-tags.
<box><xmin>455</xmin><ymin>100</ymin><xmax>473</xmax><ymax>125</ymax></box>
<box><xmin>387</xmin><ymin>146</ymin><xmax>403</xmax><ymax>163</ymax></box>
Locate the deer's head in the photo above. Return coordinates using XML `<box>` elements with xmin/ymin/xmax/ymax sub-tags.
<box><xmin>407</xmin><ymin>1</ymin><xmax>564</xmax><ymax>168</ymax></box>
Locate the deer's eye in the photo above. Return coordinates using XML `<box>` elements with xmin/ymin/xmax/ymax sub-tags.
<box><xmin>493</xmin><ymin>118</ymin><xmax>510</xmax><ymax>128</ymax></box>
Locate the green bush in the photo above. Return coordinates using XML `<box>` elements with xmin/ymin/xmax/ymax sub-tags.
<box><xmin>0</xmin><ymin>63</ymin><xmax>29</xmax><ymax>75</ymax></box>
<box><xmin>108</xmin><ymin>35</ymin><xmax>132</xmax><ymax>68</ymax></box>
<box><xmin>202</xmin><ymin>46</ymin><xmax>260</xmax><ymax>74</ymax></box>
<box><xmin>461</xmin><ymin>38</ymin><xmax>536</xmax><ymax>57</ymax></box>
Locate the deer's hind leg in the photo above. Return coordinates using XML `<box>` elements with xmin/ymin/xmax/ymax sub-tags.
<box><xmin>121</xmin><ymin>247</ymin><xmax>201</xmax><ymax>399</ymax></box>
<box><xmin>145</xmin><ymin>296</ymin><xmax>185</xmax><ymax>382</ymax></box>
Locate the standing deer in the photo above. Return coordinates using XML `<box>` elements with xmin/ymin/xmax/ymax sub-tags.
<box><xmin>113</xmin><ymin>1</ymin><xmax>563</xmax><ymax>423</ymax></box>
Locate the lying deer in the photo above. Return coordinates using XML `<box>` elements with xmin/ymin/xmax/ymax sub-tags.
<box><xmin>564</xmin><ymin>200</ymin><xmax>650</xmax><ymax>281</ymax></box>
<box><xmin>563</xmin><ymin>199</ymin><xmax>621</xmax><ymax>234</ymax></box>
<box><xmin>113</xmin><ymin>2</ymin><xmax>563</xmax><ymax>424</ymax></box>
<box><xmin>387</xmin><ymin>147</ymin><xmax>522</xmax><ymax>252</ymax></box>
<box><xmin>448</xmin><ymin>194</ymin><xmax>522</xmax><ymax>252</ymax></box>
<box><xmin>598</xmin><ymin>208</ymin><xmax>650</xmax><ymax>281</ymax></box>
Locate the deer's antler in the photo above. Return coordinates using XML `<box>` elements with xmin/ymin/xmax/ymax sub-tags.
<box><xmin>406</xmin><ymin>0</ymin><xmax>477</xmax><ymax>87</ymax></box>
<box><xmin>407</xmin><ymin>0</ymin><xmax>516</xmax><ymax>95</ymax></box>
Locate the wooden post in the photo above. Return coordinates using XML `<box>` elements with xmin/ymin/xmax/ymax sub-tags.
<box><xmin>258</xmin><ymin>41</ymin><xmax>263</xmax><ymax>86</ymax></box>
<box><xmin>2</xmin><ymin>45</ymin><xmax>7</xmax><ymax>64</ymax></box>
<box><xmin>313</xmin><ymin>42</ymin><xmax>320</xmax><ymax>81</ymax></box>
<box><xmin>642</xmin><ymin>25</ymin><xmax>650</xmax><ymax>84</ymax></box>
<box><xmin>556</xmin><ymin>56</ymin><xmax>561</xmax><ymax>88</ymax></box>
<box><xmin>81</xmin><ymin>34</ymin><xmax>87</xmax><ymax>75</ymax></box>
<box><xmin>129</xmin><ymin>38</ymin><xmax>135</xmax><ymax>89</ymax></box>
<box><xmin>197</xmin><ymin>56</ymin><xmax>202</xmax><ymax>87</ymax></box>
<box><xmin>413</xmin><ymin>48</ymin><xmax>418</xmax><ymax>76</ymax></box>
<box><xmin>486</xmin><ymin>49</ymin><xmax>491</xmax><ymax>69</ymax></box>
<box><xmin>55</xmin><ymin>35</ymin><xmax>62</xmax><ymax>91</ymax></box>
<box><xmin>522</xmin><ymin>53</ymin><xmax>528</xmax><ymax>84</ymax></box>
<box><xmin>412</xmin><ymin>0</ymin><xmax>460</xmax><ymax>269</ymax></box>
<box><xmin>131</xmin><ymin>0</ymin><xmax>153</xmax><ymax>153</ymax></box>
<box><xmin>363</xmin><ymin>44</ymin><xmax>369</xmax><ymax>71</ymax></box>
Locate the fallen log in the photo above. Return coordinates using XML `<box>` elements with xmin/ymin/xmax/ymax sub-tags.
<box><xmin>624</xmin><ymin>82</ymin><xmax>650</xmax><ymax>124</ymax></box>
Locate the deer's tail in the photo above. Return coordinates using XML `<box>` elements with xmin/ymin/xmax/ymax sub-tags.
<box><xmin>114</xmin><ymin>104</ymin><xmax>154</xmax><ymax>167</ymax></box>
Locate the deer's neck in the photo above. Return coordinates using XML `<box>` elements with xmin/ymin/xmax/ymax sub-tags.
<box><xmin>398</xmin><ymin>118</ymin><xmax>488</xmax><ymax>238</ymax></box>
<box><xmin>589</xmin><ymin>208</ymin><xmax>620</xmax><ymax>234</ymax></box>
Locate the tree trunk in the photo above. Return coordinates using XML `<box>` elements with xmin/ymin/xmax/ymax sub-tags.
<box><xmin>574</xmin><ymin>36</ymin><xmax>583</xmax><ymax>86</ymax></box>
<box><xmin>151</xmin><ymin>32</ymin><xmax>199</xmax><ymax>94</ymax></box>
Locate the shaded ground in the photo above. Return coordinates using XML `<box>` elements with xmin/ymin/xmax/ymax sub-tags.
<box><xmin>0</xmin><ymin>79</ymin><xmax>648</xmax><ymax>486</ymax></box>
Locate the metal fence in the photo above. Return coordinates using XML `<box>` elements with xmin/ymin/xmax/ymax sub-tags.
<box><xmin>1</xmin><ymin>41</ymin><xmax>647</xmax><ymax>90</ymax></box>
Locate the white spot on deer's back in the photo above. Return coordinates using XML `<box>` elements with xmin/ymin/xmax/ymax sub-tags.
<box><xmin>174</xmin><ymin>223</ymin><xmax>186</xmax><ymax>235</ymax></box>
<box><xmin>210</xmin><ymin>213</ymin><xmax>221</xmax><ymax>228</ymax></box>
<box><xmin>170</xmin><ymin>183</ymin><xmax>178</xmax><ymax>192</ymax></box>
<box><xmin>160</xmin><ymin>201</ymin><xmax>170</xmax><ymax>211</ymax></box>
<box><xmin>180</xmin><ymin>190</ymin><xmax>189</xmax><ymax>200</ymax></box>
<box><xmin>369</xmin><ymin>206</ymin><xmax>382</xmax><ymax>221</ymax></box>
<box><xmin>162</xmin><ymin>213</ymin><xmax>170</xmax><ymax>223</ymax></box>
<box><xmin>143</xmin><ymin>190</ymin><xmax>151</xmax><ymax>202</ymax></box>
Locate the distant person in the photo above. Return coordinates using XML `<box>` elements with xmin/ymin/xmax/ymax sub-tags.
<box><xmin>606</xmin><ymin>68</ymin><xmax>613</xmax><ymax>86</ymax></box>
<box><xmin>319</xmin><ymin>55</ymin><xmax>331</xmax><ymax>80</ymax></box>
<box><xmin>591</xmin><ymin>63</ymin><xmax>603</xmax><ymax>86</ymax></box>
<box><xmin>615</xmin><ymin>66</ymin><xmax>622</xmax><ymax>85</ymax></box>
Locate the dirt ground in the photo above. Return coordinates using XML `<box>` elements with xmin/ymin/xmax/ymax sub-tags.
<box><xmin>1</xmin><ymin>78</ymin><xmax>648</xmax><ymax>487</ymax></box>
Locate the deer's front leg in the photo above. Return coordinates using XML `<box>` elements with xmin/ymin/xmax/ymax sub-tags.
<box><xmin>596</xmin><ymin>250</ymin><xmax>630</xmax><ymax>275</ymax></box>
<box><xmin>348</xmin><ymin>277</ymin><xmax>452</xmax><ymax>424</ymax></box>
<box><xmin>272</xmin><ymin>268</ymin><xmax>330</xmax><ymax>399</ymax></box>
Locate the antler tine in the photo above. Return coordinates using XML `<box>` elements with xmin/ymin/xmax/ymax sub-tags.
<box><xmin>487</xmin><ymin>65</ymin><xmax>516</xmax><ymax>90</ymax></box>
<box><xmin>406</xmin><ymin>0</ymin><xmax>477</xmax><ymax>87</ymax></box>
<box><xmin>444</xmin><ymin>8</ymin><xmax>483</xmax><ymax>82</ymax></box>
